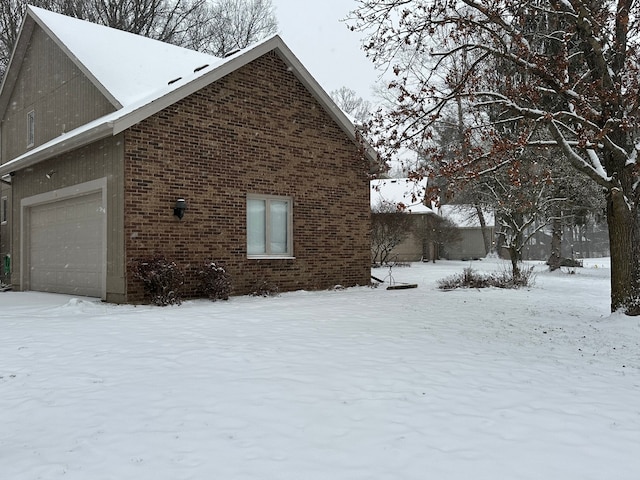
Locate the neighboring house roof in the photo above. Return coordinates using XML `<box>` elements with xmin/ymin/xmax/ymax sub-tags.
<box><xmin>370</xmin><ymin>178</ymin><xmax>434</xmax><ymax>214</ymax></box>
<box><xmin>440</xmin><ymin>204</ymin><xmax>495</xmax><ymax>228</ymax></box>
<box><xmin>0</xmin><ymin>6</ymin><xmax>373</xmax><ymax>177</ymax></box>
<box><xmin>370</xmin><ymin>178</ymin><xmax>495</xmax><ymax>227</ymax></box>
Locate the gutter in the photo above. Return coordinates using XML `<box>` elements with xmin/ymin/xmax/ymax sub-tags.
<box><xmin>0</xmin><ymin>121</ymin><xmax>114</xmax><ymax>177</ymax></box>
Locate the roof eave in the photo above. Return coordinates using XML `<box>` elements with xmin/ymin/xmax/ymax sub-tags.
<box><xmin>0</xmin><ymin>121</ymin><xmax>113</xmax><ymax>177</ymax></box>
<box><xmin>269</xmin><ymin>39</ymin><xmax>379</xmax><ymax>165</ymax></box>
<box><xmin>111</xmin><ymin>35</ymin><xmax>378</xmax><ymax>164</ymax></box>
<box><xmin>1</xmin><ymin>31</ymin><xmax>378</xmax><ymax>175</ymax></box>
<box><xmin>112</xmin><ymin>37</ymin><xmax>293</xmax><ymax>134</ymax></box>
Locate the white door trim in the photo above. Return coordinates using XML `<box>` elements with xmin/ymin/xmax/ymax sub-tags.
<box><xmin>21</xmin><ymin>177</ymin><xmax>107</xmax><ymax>299</ymax></box>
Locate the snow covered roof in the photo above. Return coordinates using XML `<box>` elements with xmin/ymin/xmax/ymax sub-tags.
<box><xmin>0</xmin><ymin>7</ymin><xmax>372</xmax><ymax>176</ymax></box>
<box><xmin>369</xmin><ymin>178</ymin><xmax>495</xmax><ymax>226</ymax></box>
<box><xmin>28</xmin><ymin>6</ymin><xmax>220</xmax><ymax>108</ymax></box>
<box><xmin>370</xmin><ymin>178</ymin><xmax>434</xmax><ymax>214</ymax></box>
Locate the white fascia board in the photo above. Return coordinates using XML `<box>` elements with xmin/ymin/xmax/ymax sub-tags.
<box><xmin>266</xmin><ymin>38</ymin><xmax>379</xmax><ymax>162</ymax></box>
<box><xmin>271</xmin><ymin>40</ymin><xmax>356</xmax><ymax>138</ymax></box>
<box><xmin>0</xmin><ymin>31</ymin><xmax>378</xmax><ymax>175</ymax></box>
<box><xmin>111</xmin><ymin>36</ymin><xmax>287</xmax><ymax>135</ymax></box>
<box><xmin>270</xmin><ymin>39</ymin><xmax>378</xmax><ymax>165</ymax></box>
<box><xmin>0</xmin><ymin>121</ymin><xmax>113</xmax><ymax>177</ymax></box>
<box><xmin>111</xmin><ymin>36</ymin><xmax>377</xmax><ymax>164</ymax></box>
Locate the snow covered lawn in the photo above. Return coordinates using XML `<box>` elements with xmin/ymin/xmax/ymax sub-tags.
<box><xmin>2</xmin><ymin>258</ymin><xmax>639</xmax><ymax>479</ymax></box>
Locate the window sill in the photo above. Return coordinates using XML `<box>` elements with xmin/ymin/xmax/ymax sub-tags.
<box><xmin>247</xmin><ymin>255</ymin><xmax>295</xmax><ymax>260</ymax></box>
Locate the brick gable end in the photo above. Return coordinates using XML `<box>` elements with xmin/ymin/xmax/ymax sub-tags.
<box><xmin>124</xmin><ymin>51</ymin><xmax>371</xmax><ymax>301</ymax></box>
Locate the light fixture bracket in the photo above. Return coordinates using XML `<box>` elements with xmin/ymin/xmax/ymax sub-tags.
<box><xmin>174</xmin><ymin>198</ymin><xmax>187</xmax><ymax>219</ymax></box>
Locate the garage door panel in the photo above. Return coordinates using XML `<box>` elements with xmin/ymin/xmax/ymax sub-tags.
<box><xmin>29</xmin><ymin>192</ymin><xmax>104</xmax><ymax>297</ymax></box>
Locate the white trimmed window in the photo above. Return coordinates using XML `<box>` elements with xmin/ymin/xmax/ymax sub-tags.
<box><xmin>247</xmin><ymin>195</ymin><xmax>293</xmax><ymax>257</ymax></box>
<box><xmin>27</xmin><ymin>110</ymin><xmax>35</xmax><ymax>147</ymax></box>
<box><xmin>1</xmin><ymin>196</ymin><xmax>7</xmax><ymax>224</ymax></box>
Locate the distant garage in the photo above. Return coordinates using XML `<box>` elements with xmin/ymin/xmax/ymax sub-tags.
<box><xmin>25</xmin><ymin>188</ymin><xmax>105</xmax><ymax>298</ymax></box>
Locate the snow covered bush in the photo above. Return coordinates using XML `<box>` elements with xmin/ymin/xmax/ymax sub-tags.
<box><xmin>250</xmin><ymin>279</ymin><xmax>279</xmax><ymax>297</ymax></box>
<box><xmin>132</xmin><ymin>256</ymin><xmax>184</xmax><ymax>306</ymax></box>
<box><xmin>438</xmin><ymin>267</ymin><xmax>491</xmax><ymax>290</ymax></box>
<box><xmin>438</xmin><ymin>266</ymin><xmax>535</xmax><ymax>290</ymax></box>
<box><xmin>494</xmin><ymin>265</ymin><xmax>536</xmax><ymax>288</ymax></box>
<box><xmin>198</xmin><ymin>262</ymin><xmax>231</xmax><ymax>301</ymax></box>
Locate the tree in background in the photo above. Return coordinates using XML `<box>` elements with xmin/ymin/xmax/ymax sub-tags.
<box><xmin>330</xmin><ymin>86</ymin><xmax>391</xmax><ymax>177</ymax></box>
<box><xmin>544</xmin><ymin>161</ymin><xmax>606</xmax><ymax>270</ymax></box>
<box><xmin>351</xmin><ymin>1</ymin><xmax>640</xmax><ymax>315</ymax></box>
<box><xmin>185</xmin><ymin>0</ymin><xmax>277</xmax><ymax>57</ymax></box>
<box><xmin>330</xmin><ymin>86</ymin><xmax>373</xmax><ymax>126</ymax></box>
<box><xmin>412</xmin><ymin>213</ymin><xmax>461</xmax><ymax>263</ymax></box>
<box><xmin>0</xmin><ymin>0</ymin><xmax>278</xmax><ymax>79</ymax></box>
<box><xmin>0</xmin><ymin>0</ymin><xmax>27</xmax><ymax>78</ymax></box>
<box><xmin>370</xmin><ymin>203</ymin><xmax>412</xmax><ymax>265</ymax></box>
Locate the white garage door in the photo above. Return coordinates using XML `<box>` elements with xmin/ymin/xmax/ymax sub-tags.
<box><xmin>29</xmin><ymin>192</ymin><xmax>104</xmax><ymax>297</ymax></box>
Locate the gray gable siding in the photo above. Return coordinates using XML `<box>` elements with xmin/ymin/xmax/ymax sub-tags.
<box><xmin>1</xmin><ymin>25</ymin><xmax>115</xmax><ymax>164</ymax></box>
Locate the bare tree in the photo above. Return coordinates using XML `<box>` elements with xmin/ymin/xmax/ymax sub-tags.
<box><xmin>330</xmin><ymin>86</ymin><xmax>373</xmax><ymax>125</ymax></box>
<box><xmin>0</xmin><ymin>0</ymin><xmax>278</xmax><ymax>79</ymax></box>
<box><xmin>85</xmin><ymin>0</ymin><xmax>206</xmax><ymax>44</ymax></box>
<box><xmin>371</xmin><ymin>203</ymin><xmax>412</xmax><ymax>265</ymax></box>
<box><xmin>0</xmin><ymin>0</ymin><xmax>27</xmax><ymax>79</ymax></box>
<box><xmin>351</xmin><ymin>0</ymin><xmax>640</xmax><ymax>315</ymax></box>
<box><xmin>188</xmin><ymin>0</ymin><xmax>277</xmax><ymax>56</ymax></box>
<box><xmin>412</xmin><ymin>213</ymin><xmax>461</xmax><ymax>262</ymax></box>
<box><xmin>491</xmin><ymin>178</ymin><xmax>559</xmax><ymax>278</ymax></box>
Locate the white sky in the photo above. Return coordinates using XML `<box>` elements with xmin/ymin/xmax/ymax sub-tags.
<box><xmin>271</xmin><ymin>0</ymin><xmax>384</xmax><ymax>103</ymax></box>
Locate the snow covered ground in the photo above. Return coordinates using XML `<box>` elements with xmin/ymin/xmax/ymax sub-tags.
<box><xmin>2</xmin><ymin>257</ymin><xmax>639</xmax><ymax>479</ymax></box>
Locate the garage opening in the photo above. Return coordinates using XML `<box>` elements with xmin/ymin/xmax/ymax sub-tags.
<box><xmin>26</xmin><ymin>189</ymin><xmax>105</xmax><ymax>298</ymax></box>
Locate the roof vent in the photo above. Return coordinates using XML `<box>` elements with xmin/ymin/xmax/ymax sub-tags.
<box><xmin>168</xmin><ymin>77</ymin><xmax>182</xmax><ymax>85</ymax></box>
<box><xmin>224</xmin><ymin>49</ymin><xmax>241</xmax><ymax>58</ymax></box>
<box><xmin>194</xmin><ymin>64</ymin><xmax>209</xmax><ymax>73</ymax></box>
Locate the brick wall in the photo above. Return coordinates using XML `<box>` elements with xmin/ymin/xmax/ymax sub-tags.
<box><xmin>124</xmin><ymin>51</ymin><xmax>371</xmax><ymax>301</ymax></box>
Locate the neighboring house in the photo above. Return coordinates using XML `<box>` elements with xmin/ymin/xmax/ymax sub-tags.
<box><xmin>370</xmin><ymin>177</ymin><xmax>435</xmax><ymax>263</ymax></box>
<box><xmin>438</xmin><ymin>205</ymin><xmax>495</xmax><ymax>260</ymax></box>
<box><xmin>370</xmin><ymin>178</ymin><xmax>495</xmax><ymax>262</ymax></box>
<box><xmin>0</xmin><ymin>7</ymin><xmax>373</xmax><ymax>302</ymax></box>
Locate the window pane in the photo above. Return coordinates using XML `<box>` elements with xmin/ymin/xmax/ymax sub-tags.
<box><xmin>269</xmin><ymin>200</ymin><xmax>288</xmax><ymax>254</ymax></box>
<box><xmin>27</xmin><ymin>111</ymin><xmax>35</xmax><ymax>147</ymax></box>
<box><xmin>247</xmin><ymin>199</ymin><xmax>266</xmax><ymax>254</ymax></box>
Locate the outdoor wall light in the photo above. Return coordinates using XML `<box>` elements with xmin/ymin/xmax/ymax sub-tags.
<box><xmin>173</xmin><ymin>198</ymin><xmax>187</xmax><ymax>219</ymax></box>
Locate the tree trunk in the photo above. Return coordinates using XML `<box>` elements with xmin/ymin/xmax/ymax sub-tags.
<box><xmin>607</xmin><ymin>188</ymin><xmax>640</xmax><ymax>315</ymax></box>
<box><xmin>508</xmin><ymin>246</ymin><xmax>520</xmax><ymax>279</ymax></box>
<box><xmin>474</xmin><ymin>204</ymin><xmax>492</xmax><ymax>255</ymax></box>
<box><xmin>548</xmin><ymin>213</ymin><xmax>562</xmax><ymax>271</ymax></box>
<box><xmin>584</xmin><ymin>223</ymin><xmax>591</xmax><ymax>258</ymax></box>
<box><xmin>495</xmin><ymin>225</ymin><xmax>505</xmax><ymax>258</ymax></box>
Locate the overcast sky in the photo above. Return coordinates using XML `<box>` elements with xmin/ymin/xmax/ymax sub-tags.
<box><xmin>271</xmin><ymin>0</ymin><xmax>384</xmax><ymax>104</ymax></box>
